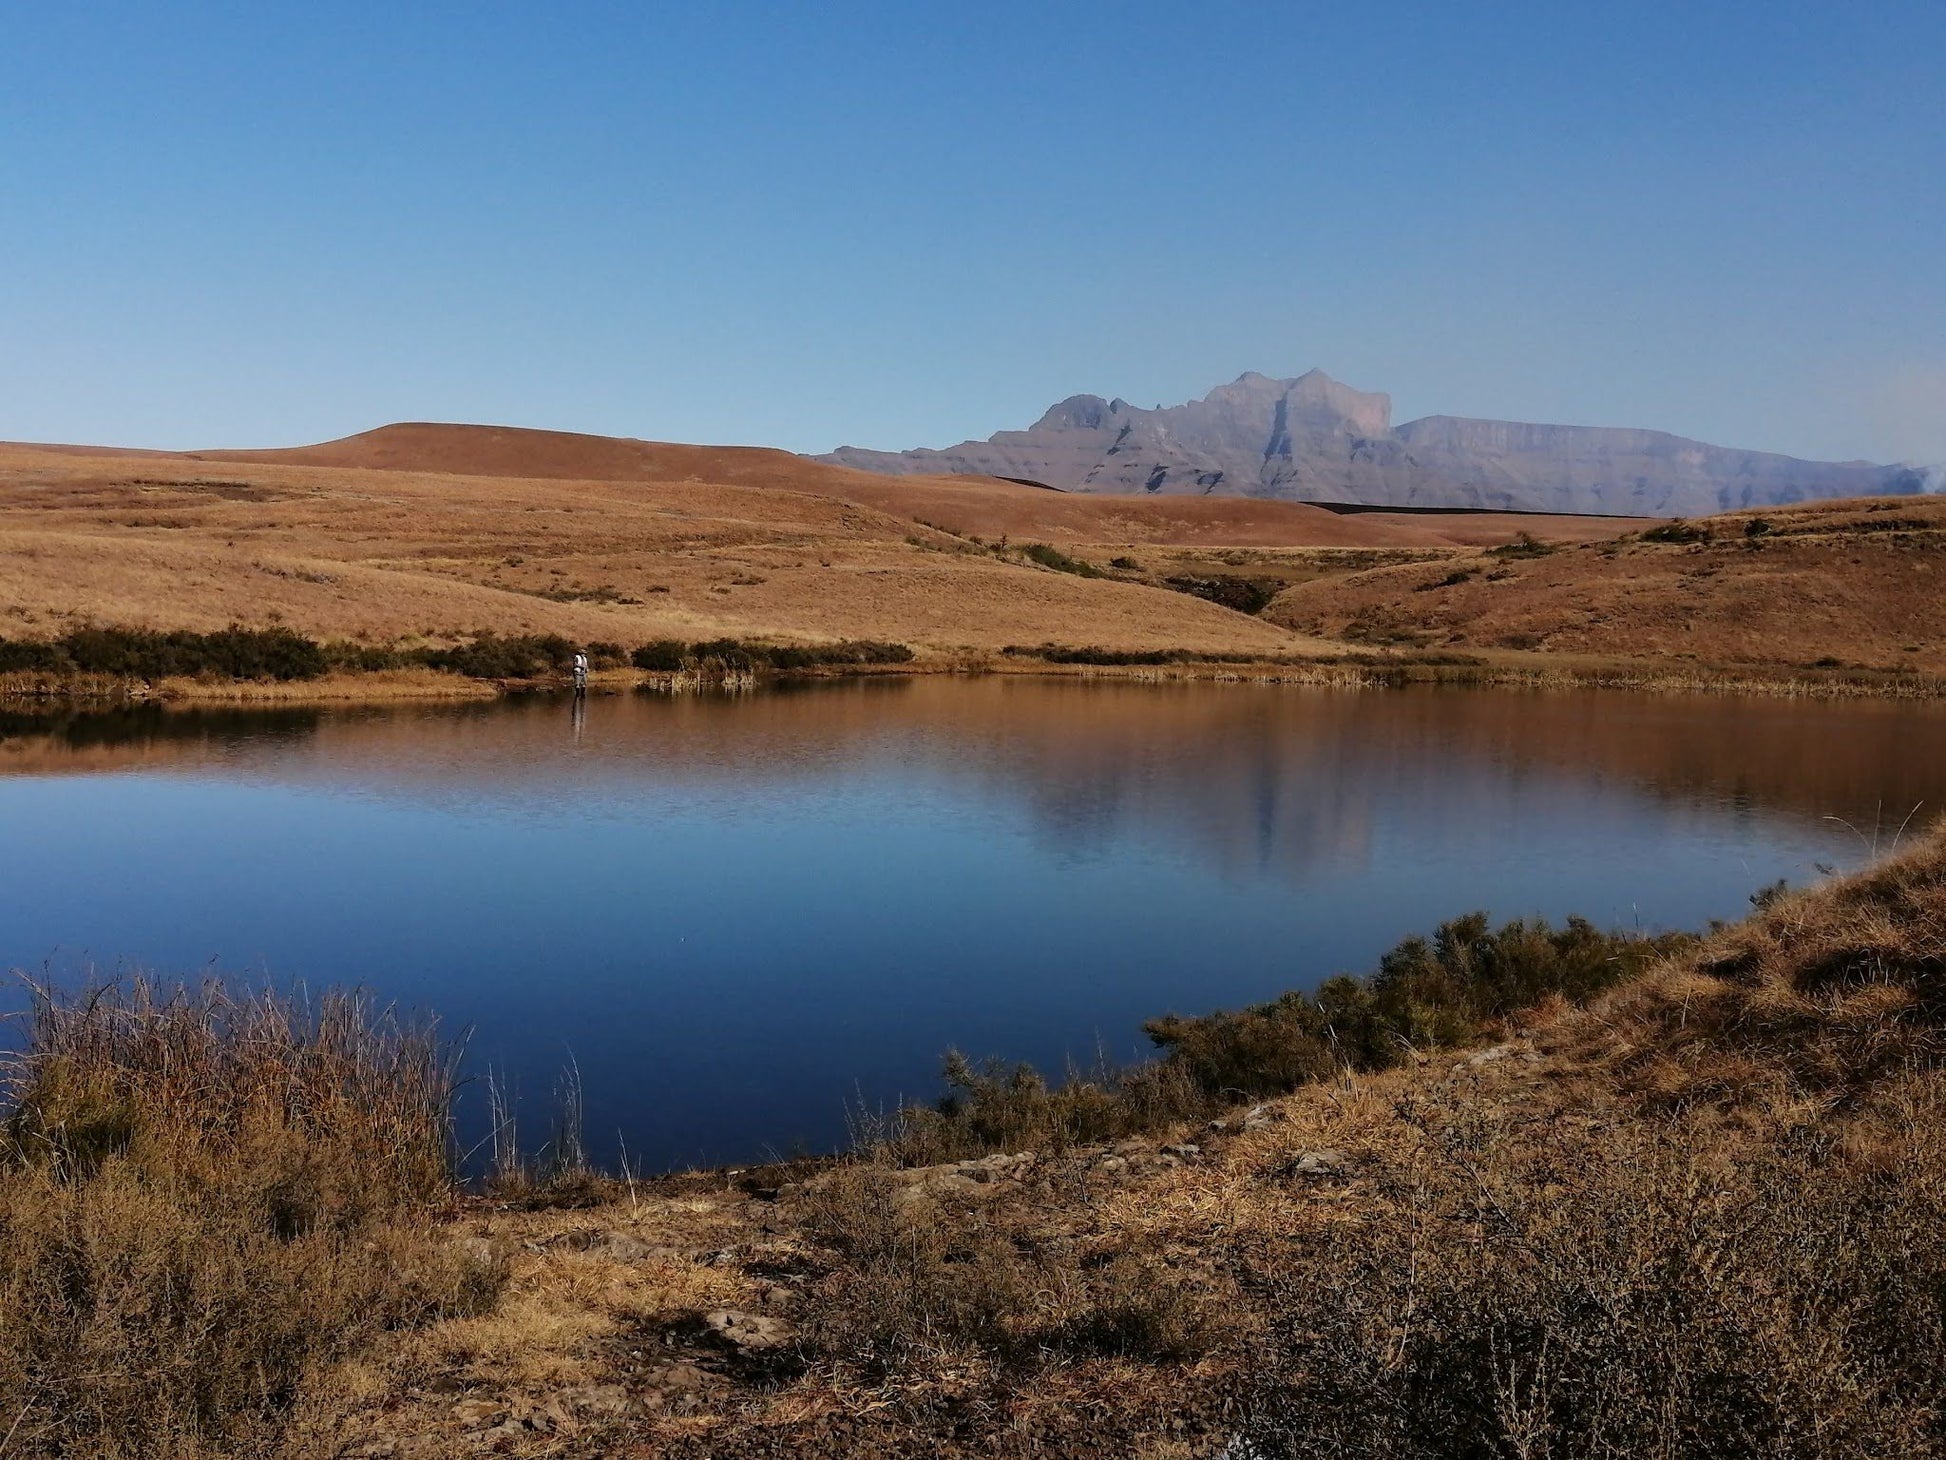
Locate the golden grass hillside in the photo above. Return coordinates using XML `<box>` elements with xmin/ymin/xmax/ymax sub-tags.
<box><xmin>12</xmin><ymin>827</ymin><xmax>1941</xmax><ymax>1458</ymax></box>
<box><xmin>1268</xmin><ymin>495</ymin><xmax>1946</xmax><ymax>675</ymax></box>
<box><xmin>0</xmin><ymin>425</ymin><xmax>1632</xmax><ymax>663</ymax></box>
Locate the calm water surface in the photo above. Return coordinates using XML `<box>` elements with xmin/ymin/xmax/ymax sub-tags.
<box><xmin>3</xmin><ymin>679</ymin><xmax>1941</xmax><ymax>1169</ymax></box>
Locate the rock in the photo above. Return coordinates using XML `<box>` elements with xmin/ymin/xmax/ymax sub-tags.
<box><xmin>595</xmin><ymin>1231</ymin><xmax>656</xmax><ymax>1262</ymax></box>
<box><xmin>563</xmin><ymin>1383</ymin><xmax>633</xmax><ymax>1417</ymax></box>
<box><xmin>758</xmin><ymin>1283</ymin><xmax>798</xmax><ymax>1312</ymax></box>
<box><xmin>1286</xmin><ymin>1149</ymin><xmax>1348</xmax><ymax>1178</ymax></box>
<box><xmin>703</xmin><ymin>1309</ymin><xmax>794</xmax><ymax>1351</ymax></box>
<box><xmin>1242</xmin><ymin>1103</ymin><xmax>1285</xmax><ymax>1131</ymax></box>
<box><xmin>450</xmin><ymin>1397</ymin><xmax>503</xmax><ymax>1427</ymax></box>
<box><xmin>646</xmin><ymin>1361</ymin><xmax>711</xmax><ymax>1394</ymax></box>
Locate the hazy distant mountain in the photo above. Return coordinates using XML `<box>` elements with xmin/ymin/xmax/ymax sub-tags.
<box><xmin>822</xmin><ymin>370</ymin><xmax>1924</xmax><ymax>516</ymax></box>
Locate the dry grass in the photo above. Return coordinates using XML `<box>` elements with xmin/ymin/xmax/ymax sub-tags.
<box><xmin>0</xmin><ymin>436</ymin><xmax>1355</xmax><ymax>658</ymax></box>
<box><xmin>1269</xmin><ymin>495</ymin><xmax>1946</xmax><ymax>674</ymax></box>
<box><xmin>0</xmin><ymin>978</ymin><xmax>500</xmax><ymax>1458</ymax></box>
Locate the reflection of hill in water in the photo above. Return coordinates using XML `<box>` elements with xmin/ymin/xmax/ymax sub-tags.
<box><xmin>5</xmin><ymin>681</ymin><xmax>1944</xmax><ymax>880</ymax></box>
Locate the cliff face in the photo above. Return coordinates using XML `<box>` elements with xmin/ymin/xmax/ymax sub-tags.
<box><xmin>823</xmin><ymin>372</ymin><xmax>1923</xmax><ymax>515</ymax></box>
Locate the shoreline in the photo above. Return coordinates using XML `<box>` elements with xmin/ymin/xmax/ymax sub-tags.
<box><xmin>5</xmin><ymin>650</ymin><xmax>1946</xmax><ymax>709</ymax></box>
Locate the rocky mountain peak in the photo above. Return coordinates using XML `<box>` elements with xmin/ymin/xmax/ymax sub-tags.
<box><xmin>820</xmin><ymin>372</ymin><xmax>1914</xmax><ymax>515</ymax></box>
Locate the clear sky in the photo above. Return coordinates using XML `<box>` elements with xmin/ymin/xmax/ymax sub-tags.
<box><xmin>3</xmin><ymin>1</ymin><xmax>1941</xmax><ymax>464</ymax></box>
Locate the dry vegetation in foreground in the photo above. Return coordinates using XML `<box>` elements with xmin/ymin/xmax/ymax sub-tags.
<box><xmin>10</xmin><ymin>831</ymin><xmax>1946</xmax><ymax>1457</ymax></box>
<box><xmin>0</xmin><ymin>981</ymin><xmax>500</xmax><ymax>1458</ymax></box>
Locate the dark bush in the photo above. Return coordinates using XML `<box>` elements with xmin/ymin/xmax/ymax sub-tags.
<box><xmin>418</xmin><ymin>633</ymin><xmax>574</xmax><ymax>679</ymax></box>
<box><xmin>630</xmin><ymin>640</ymin><xmax>689</xmax><ymax>672</ymax></box>
<box><xmin>1488</xmin><ymin>532</ymin><xmax>1556</xmax><ymax>558</ymax></box>
<box><xmin>688</xmin><ymin>638</ymin><xmax>761</xmax><ymax>671</ymax></box>
<box><xmin>0</xmin><ymin>626</ymin><xmax>329</xmax><ymax>681</ymax></box>
<box><xmin>1019</xmin><ymin>542</ymin><xmax>1103</xmax><ymax>577</ymax></box>
<box><xmin>632</xmin><ymin>639</ymin><xmax>913</xmax><ymax>674</ymax></box>
<box><xmin>1164</xmin><ymin>576</ymin><xmax>1279</xmax><ymax>614</ymax></box>
<box><xmin>0</xmin><ymin>638</ymin><xmax>69</xmax><ymax>674</ymax></box>
<box><xmin>872</xmin><ymin>915</ymin><xmax>1685</xmax><ymax>1164</ymax></box>
<box><xmin>322</xmin><ymin>640</ymin><xmax>410</xmax><ymax>672</ymax></box>
<box><xmin>1001</xmin><ymin>644</ymin><xmax>1184</xmax><ymax>666</ymax></box>
<box><xmin>1642</xmin><ymin>519</ymin><xmax>1712</xmax><ymax>544</ymax></box>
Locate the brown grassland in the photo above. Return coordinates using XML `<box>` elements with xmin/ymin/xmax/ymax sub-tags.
<box><xmin>7</xmin><ymin>824</ymin><xmax>1946</xmax><ymax>1458</ymax></box>
<box><xmin>1268</xmin><ymin>497</ymin><xmax>1946</xmax><ymax>676</ymax></box>
<box><xmin>6</xmin><ymin>422</ymin><xmax>1943</xmax><ymax>698</ymax></box>
<box><xmin>1</xmin><ymin>425</ymin><xmax>1639</xmax><ymax>674</ymax></box>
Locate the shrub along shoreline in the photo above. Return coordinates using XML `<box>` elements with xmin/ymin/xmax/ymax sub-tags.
<box><xmin>0</xmin><ymin>626</ymin><xmax>915</xmax><ymax>697</ymax></box>
<box><xmin>5</xmin><ymin>625</ymin><xmax>1946</xmax><ymax>706</ymax></box>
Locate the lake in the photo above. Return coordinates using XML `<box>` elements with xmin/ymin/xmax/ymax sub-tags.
<box><xmin>2</xmin><ymin>678</ymin><xmax>1940</xmax><ymax>1171</ymax></box>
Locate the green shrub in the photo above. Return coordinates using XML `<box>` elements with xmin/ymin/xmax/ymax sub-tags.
<box><xmin>871</xmin><ymin>915</ymin><xmax>1685</xmax><ymax>1164</ymax></box>
<box><xmin>1489</xmin><ymin>532</ymin><xmax>1556</xmax><ymax>558</ymax></box>
<box><xmin>322</xmin><ymin>640</ymin><xmax>410</xmax><ymax>672</ymax></box>
<box><xmin>1019</xmin><ymin>542</ymin><xmax>1103</xmax><ymax>577</ymax></box>
<box><xmin>688</xmin><ymin>638</ymin><xmax>761</xmax><ymax>671</ymax></box>
<box><xmin>632</xmin><ymin>639</ymin><xmax>913</xmax><ymax>674</ymax></box>
<box><xmin>1001</xmin><ymin>644</ymin><xmax>1184</xmax><ymax>666</ymax></box>
<box><xmin>0</xmin><ymin>626</ymin><xmax>329</xmax><ymax>681</ymax></box>
<box><xmin>631</xmin><ymin>640</ymin><xmax>690</xmax><ymax>672</ymax></box>
<box><xmin>417</xmin><ymin>633</ymin><xmax>574</xmax><ymax>679</ymax></box>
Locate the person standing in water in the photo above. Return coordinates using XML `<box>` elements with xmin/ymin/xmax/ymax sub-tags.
<box><xmin>572</xmin><ymin>649</ymin><xmax>589</xmax><ymax>693</ymax></box>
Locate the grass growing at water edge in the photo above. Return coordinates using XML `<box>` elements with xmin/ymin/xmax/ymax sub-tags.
<box><xmin>0</xmin><ymin>977</ymin><xmax>501</xmax><ymax>1458</ymax></box>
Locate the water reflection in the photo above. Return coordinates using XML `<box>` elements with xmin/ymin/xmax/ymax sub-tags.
<box><xmin>2</xmin><ymin>680</ymin><xmax>1942</xmax><ymax>1168</ymax></box>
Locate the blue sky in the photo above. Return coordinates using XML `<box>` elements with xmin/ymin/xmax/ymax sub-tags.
<box><xmin>3</xmin><ymin>1</ymin><xmax>1941</xmax><ymax>462</ymax></box>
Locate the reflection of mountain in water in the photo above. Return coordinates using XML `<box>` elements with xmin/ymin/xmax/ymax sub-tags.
<box><xmin>7</xmin><ymin>681</ymin><xmax>1944</xmax><ymax>885</ymax></box>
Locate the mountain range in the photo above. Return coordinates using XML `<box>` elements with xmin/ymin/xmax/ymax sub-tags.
<box><xmin>822</xmin><ymin>370</ymin><xmax>1925</xmax><ymax>516</ymax></box>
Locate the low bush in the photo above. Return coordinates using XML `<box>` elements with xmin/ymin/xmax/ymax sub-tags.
<box><xmin>417</xmin><ymin>632</ymin><xmax>575</xmax><ymax>679</ymax></box>
<box><xmin>1018</xmin><ymin>542</ymin><xmax>1103</xmax><ymax>577</ymax></box>
<box><xmin>631</xmin><ymin>639</ymin><xmax>690</xmax><ymax>672</ymax></box>
<box><xmin>0</xmin><ymin>977</ymin><xmax>499</xmax><ymax>1457</ymax></box>
<box><xmin>1488</xmin><ymin>531</ymin><xmax>1556</xmax><ymax>558</ymax></box>
<box><xmin>1642</xmin><ymin>518</ymin><xmax>1713</xmax><ymax>544</ymax></box>
<box><xmin>0</xmin><ymin>626</ymin><xmax>329</xmax><ymax>681</ymax></box>
<box><xmin>1163</xmin><ymin>575</ymin><xmax>1279</xmax><ymax>614</ymax></box>
<box><xmin>1001</xmin><ymin>644</ymin><xmax>1185</xmax><ymax>666</ymax></box>
<box><xmin>870</xmin><ymin>914</ymin><xmax>1684</xmax><ymax>1164</ymax></box>
<box><xmin>585</xmin><ymin>639</ymin><xmax>631</xmax><ymax>670</ymax></box>
<box><xmin>631</xmin><ymin>638</ymin><xmax>915</xmax><ymax>674</ymax></box>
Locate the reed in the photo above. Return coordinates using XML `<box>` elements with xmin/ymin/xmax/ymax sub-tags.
<box><xmin>0</xmin><ymin>977</ymin><xmax>499</xmax><ymax>1458</ymax></box>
